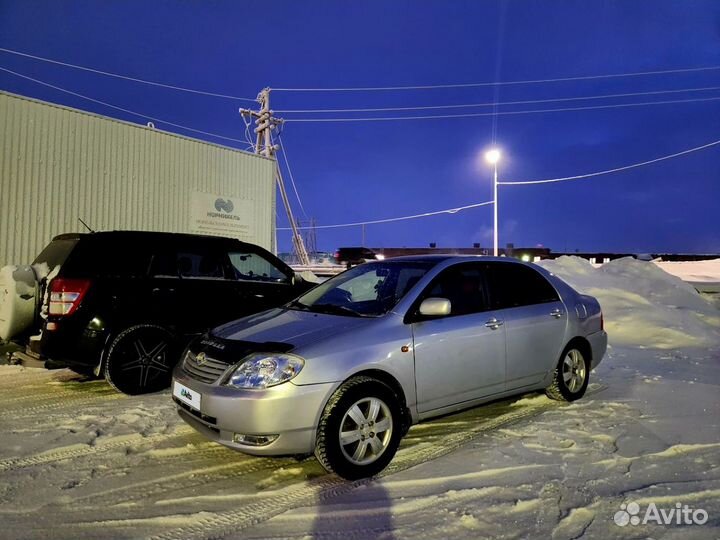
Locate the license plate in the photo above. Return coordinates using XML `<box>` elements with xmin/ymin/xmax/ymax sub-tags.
<box><xmin>173</xmin><ymin>381</ymin><xmax>201</xmax><ymax>411</ymax></box>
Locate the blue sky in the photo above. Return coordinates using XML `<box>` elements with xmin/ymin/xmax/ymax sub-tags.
<box><xmin>1</xmin><ymin>1</ymin><xmax>718</xmax><ymax>254</ymax></box>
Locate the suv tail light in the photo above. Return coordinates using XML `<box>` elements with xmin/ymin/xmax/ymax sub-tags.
<box><xmin>49</xmin><ymin>278</ymin><xmax>91</xmax><ymax>316</ymax></box>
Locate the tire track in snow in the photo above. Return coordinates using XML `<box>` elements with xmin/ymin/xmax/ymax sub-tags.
<box><xmin>2</xmin><ymin>392</ymin><xmax>126</xmax><ymax>417</ymax></box>
<box><xmin>0</xmin><ymin>367</ymin><xmax>95</xmax><ymax>389</ymax></box>
<box><xmin>0</xmin><ymin>427</ymin><xmax>195</xmax><ymax>472</ymax></box>
<box><xmin>75</xmin><ymin>456</ymin><xmax>294</xmax><ymax>508</ymax></box>
<box><xmin>0</xmin><ymin>385</ymin><xmax>116</xmax><ymax>408</ymax></box>
<box><xmin>148</xmin><ymin>385</ymin><xmax>607</xmax><ymax>540</ymax></box>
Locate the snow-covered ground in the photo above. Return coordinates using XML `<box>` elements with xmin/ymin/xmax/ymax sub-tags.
<box><xmin>652</xmin><ymin>259</ymin><xmax>720</xmax><ymax>288</ymax></box>
<box><xmin>0</xmin><ymin>257</ymin><xmax>718</xmax><ymax>539</ymax></box>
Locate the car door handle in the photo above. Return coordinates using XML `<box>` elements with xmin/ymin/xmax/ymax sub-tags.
<box><xmin>152</xmin><ymin>288</ymin><xmax>175</xmax><ymax>294</ymax></box>
<box><xmin>550</xmin><ymin>308</ymin><xmax>563</xmax><ymax>318</ymax></box>
<box><xmin>485</xmin><ymin>318</ymin><xmax>504</xmax><ymax>329</ymax></box>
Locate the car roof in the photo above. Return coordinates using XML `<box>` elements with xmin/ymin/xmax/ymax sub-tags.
<box><xmin>52</xmin><ymin>230</ymin><xmax>255</xmax><ymax>247</ymax></box>
<box><xmin>380</xmin><ymin>254</ymin><xmax>525</xmax><ymax>264</ymax></box>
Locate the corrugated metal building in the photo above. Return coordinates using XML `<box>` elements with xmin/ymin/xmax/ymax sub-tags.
<box><xmin>0</xmin><ymin>91</ymin><xmax>275</xmax><ymax>265</ymax></box>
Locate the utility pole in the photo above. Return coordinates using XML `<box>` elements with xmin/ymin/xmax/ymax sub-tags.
<box><xmin>240</xmin><ymin>88</ymin><xmax>311</xmax><ymax>266</ymax></box>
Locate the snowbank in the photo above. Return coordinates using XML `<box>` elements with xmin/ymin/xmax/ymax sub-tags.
<box><xmin>539</xmin><ymin>256</ymin><xmax>720</xmax><ymax>348</ymax></box>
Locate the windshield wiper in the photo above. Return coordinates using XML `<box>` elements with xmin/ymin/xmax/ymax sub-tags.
<box><xmin>287</xmin><ymin>299</ymin><xmax>311</xmax><ymax>311</ymax></box>
<box><xmin>310</xmin><ymin>303</ymin><xmax>367</xmax><ymax>317</ymax></box>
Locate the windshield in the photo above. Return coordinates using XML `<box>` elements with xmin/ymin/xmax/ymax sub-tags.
<box><xmin>290</xmin><ymin>260</ymin><xmax>437</xmax><ymax>317</ymax></box>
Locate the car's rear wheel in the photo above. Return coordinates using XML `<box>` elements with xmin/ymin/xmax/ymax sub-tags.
<box><xmin>104</xmin><ymin>324</ymin><xmax>177</xmax><ymax>395</ymax></box>
<box><xmin>315</xmin><ymin>376</ymin><xmax>402</xmax><ymax>480</ymax></box>
<box><xmin>545</xmin><ymin>344</ymin><xmax>590</xmax><ymax>401</ymax></box>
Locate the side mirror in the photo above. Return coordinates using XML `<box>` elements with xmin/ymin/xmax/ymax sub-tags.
<box><xmin>418</xmin><ymin>297</ymin><xmax>451</xmax><ymax>317</ymax></box>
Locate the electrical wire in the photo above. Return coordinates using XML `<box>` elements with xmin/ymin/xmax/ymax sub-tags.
<box><xmin>277</xmin><ymin>134</ymin><xmax>309</xmax><ymax>219</ymax></box>
<box><xmin>273</xmin><ymin>65</ymin><xmax>720</xmax><ymax>92</ymax></box>
<box><xmin>276</xmin><ymin>86</ymin><xmax>720</xmax><ymax>114</ymax></box>
<box><xmin>0</xmin><ymin>66</ymin><xmax>248</xmax><ymax>144</ymax></box>
<box><xmin>277</xmin><ymin>200</ymin><xmax>495</xmax><ymax>230</ymax></box>
<box><xmin>0</xmin><ymin>47</ymin><xmax>258</xmax><ymax>102</ymax></box>
<box><xmin>282</xmin><ymin>96</ymin><xmax>720</xmax><ymax>123</ymax></box>
<box><xmin>499</xmin><ymin>138</ymin><xmax>720</xmax><ymax>185</ymax></box>
<box><xmin>240</xmin><ymin>111</ymin><xmax>256</xmax><ymax>149</ymax></box>
<box><xmin>279</xmin><ymin>135</ymin><xmax>720</xmax><ymax>230</ymax></box>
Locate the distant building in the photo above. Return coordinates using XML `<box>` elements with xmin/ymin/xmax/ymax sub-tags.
<box><xmin>332</xmin><ymin>244</ymin><xmax>720</xmax><ymax>266</ymax></box>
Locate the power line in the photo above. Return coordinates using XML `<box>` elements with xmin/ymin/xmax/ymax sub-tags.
<box><xmin>499</xmin><ymin>137</ymin><xmax>720</xmax><ymax>186</ymax></box>
<box><xmin>279</xmin><ymin>135</ymin><xmax>720</xmax><ymax>230</ymax></box>
<box><xmin>0</xmin><ymin>47</ymin><xmax>258</xmax><ymax>102</ymax></box>
<box><xmin>277</xmin><ymin>200</ymin><xmax>495</xmax><ymax>230</ymax></box>
<box><xmin>0</xmin><ymin>66</ymin><xmax>248</xmax><ymax>144</ymax></box>
<box><xmin>277</xmin><ymin>134</ymin><xmax>309</xmax><ymax>219</ymax></box>
<box><xmin>276</xmin><ymin>86</ymin><xmax>720</xmax><ymax>114</ymax></box>
<box><xmin>282</xmin><ymin>96</ymin><xmax>720</xmax><ymax>123</ymax></box>
<box><xmin>273</xmin><ymin>65</ymin><xmax>720</xmax><ymax>92</ymax></box>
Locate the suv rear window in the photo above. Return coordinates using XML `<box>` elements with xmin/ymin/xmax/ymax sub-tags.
<box><xmin>59</xmin><ymin>237</ymin><xmax>153</xmax><ymax>278</ymax></box>
<box><xmin>33</xmin><ymin>238</ymin><xmax>79</xmax><ymax>268</ymax></box>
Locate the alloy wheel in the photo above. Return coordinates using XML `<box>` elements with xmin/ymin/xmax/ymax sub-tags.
<box><xmin>338</xmin><ymin>397</ymin><xmax>394</xmax><ymax>466</ymax></box>
<box><xmin>562</xmin><ymin>349</ymin><xmax>586</xmax><ymax>393</ymax></box>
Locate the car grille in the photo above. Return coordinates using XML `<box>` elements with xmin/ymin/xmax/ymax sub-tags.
<box><xmin>182</xmin><ymin>350</ymin><xmax>229</xmax><ymax>384</ymax></box>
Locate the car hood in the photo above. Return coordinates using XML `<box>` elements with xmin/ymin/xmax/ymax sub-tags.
<box><xmin>212</xmin><ymin>307</ymin><xmax>374</xmax><ymax>350</ymax></box>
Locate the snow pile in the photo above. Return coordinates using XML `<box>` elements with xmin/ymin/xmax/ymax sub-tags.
<box><xmin>539</xmin><ymin>256</ymin><xmax>720</xmax><ymax>348</ymax></box>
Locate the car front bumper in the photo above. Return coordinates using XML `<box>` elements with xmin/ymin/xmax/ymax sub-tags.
<box><xmin>172</xmin><ymin>367</ymin><xmax>337</xmax><ymax>456</ymax></box>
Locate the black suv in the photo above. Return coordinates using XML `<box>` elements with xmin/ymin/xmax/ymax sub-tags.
<box><xmin>333</xmin><ymin>247</ymin><xmax>378</xmax><ymax>268</ymax></box>
<box><xmin>6</xmin><ymin>231</ymin><xmax>314</xmax><ymax>394</ymax></box>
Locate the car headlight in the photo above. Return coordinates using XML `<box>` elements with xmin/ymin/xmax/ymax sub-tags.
<box><xmin>225</xmin><ymin>353</ymin><xmax>305</xmax><ymax>389</ymax></box>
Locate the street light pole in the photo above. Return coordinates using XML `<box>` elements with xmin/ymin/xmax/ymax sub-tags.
<box><xmin>493</xmin><ymin>160</ymin><xmax>498</xmax><ymax>257</ymax></box>
<box><xmin>484</xmin><ymin>148</ymin><xmax>501</xmax><ymax>257</ymax></box>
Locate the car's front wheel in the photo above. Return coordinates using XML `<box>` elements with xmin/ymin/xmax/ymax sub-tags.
<box><xmin>546</xmin><ymin>344</ymin><xmax>590</xmax><ymax>402</ymax></box>
<box><xmin>315</xmin><ymin>376</ymin><xmax>402</xmax><ymax>480</ymax></box>
<box><xmin>104</xmin><ymin>324</ymin><xmax>177</xmax><ymax>395</ymax></box>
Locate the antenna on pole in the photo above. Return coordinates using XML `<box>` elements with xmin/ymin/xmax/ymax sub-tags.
<box><xmin>240</xmin><ymin>89</ymin><xmax>310</xmax><ymax>266</ymax></box>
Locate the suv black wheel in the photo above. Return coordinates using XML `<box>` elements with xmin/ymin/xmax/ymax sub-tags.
<box><xmin>545</xmin><ymin>343</ymin><xmax>590</xmax><ymax>402</ymax></box>
<box><xmin>104</xmin><ymin>324</ymin><xmax>177</xmax><ymax>395</ymax></box>
<box><xmin>315</xmin><ymin>376</ymin><xmax>402</xmax><ymax>480</ymax></box>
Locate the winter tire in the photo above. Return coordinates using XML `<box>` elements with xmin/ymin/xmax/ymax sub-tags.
<box><xmin>315</xmin><ymin>376</ymin><xmax>402</xmax><ymax>480</ymax></box>
<box><xmin>104</xmin><ymin>324</ymin><xmax>177</xmax><ymax>395</ymax></box>
<box><xmin>545</xmin><ymin>344</ymin><xmax>590</xmax><ymax>402</ymax></box>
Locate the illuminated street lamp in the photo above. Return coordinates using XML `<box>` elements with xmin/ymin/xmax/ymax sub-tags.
<box><xmin>485</xmin><ymin>149</ymin><xmax>501</xmax><ymax>256</ymax></box>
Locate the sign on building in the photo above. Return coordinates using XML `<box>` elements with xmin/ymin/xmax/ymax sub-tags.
<box><xmin>189</xmin><ymin>191</ymin><xmax>255</xmax><ymax>240</ymax></box>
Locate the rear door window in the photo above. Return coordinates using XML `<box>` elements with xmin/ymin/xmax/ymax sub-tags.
<box><xmin>485</xmin><ymin>262</ymin><xmax>559</xmax><ymax>309</ymax></box>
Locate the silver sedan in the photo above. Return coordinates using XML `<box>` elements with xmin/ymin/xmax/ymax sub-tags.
<box><xmin>172</xmin><ymin>256</ymin><xmax>607</xmax><ymax>479</ymax></box>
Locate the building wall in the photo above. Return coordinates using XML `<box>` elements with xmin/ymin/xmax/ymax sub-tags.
<box><xmin>0</xmin><ymin>91</ymin><xmax>275</xmax><ymax>265</ymax></box>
